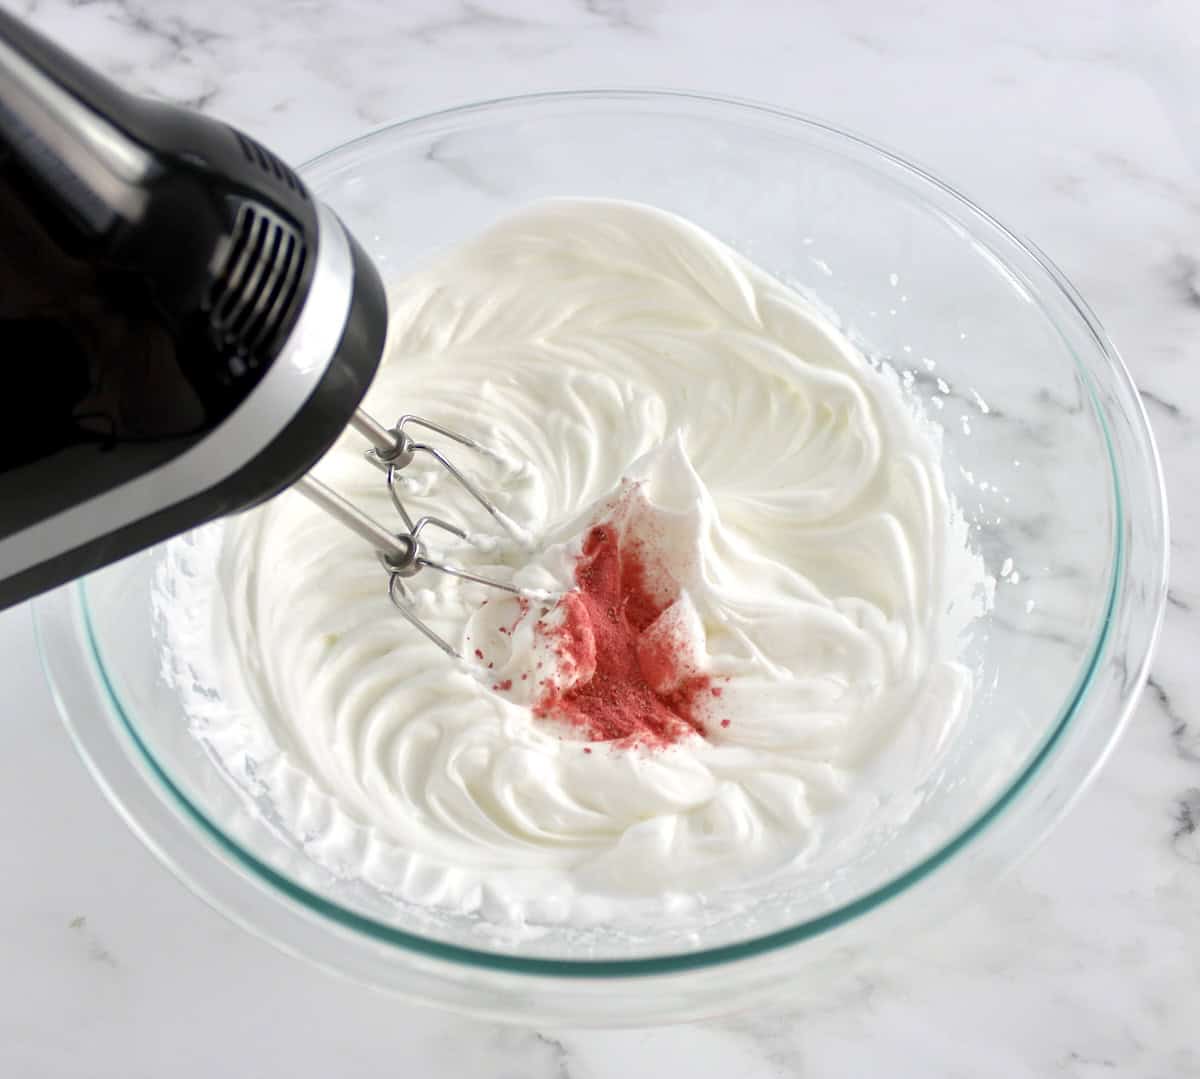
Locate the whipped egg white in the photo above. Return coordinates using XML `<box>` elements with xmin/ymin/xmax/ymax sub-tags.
<box><xmin>166</xmin><ymin>199</ymin><xmax>987</xmax><ymax>925</ymax></box>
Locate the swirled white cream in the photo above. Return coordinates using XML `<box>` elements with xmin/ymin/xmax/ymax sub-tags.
<box><xmin>169</xmin><ymin>199</ymin><xmax>986</xmax><ymax>926</ymax></box>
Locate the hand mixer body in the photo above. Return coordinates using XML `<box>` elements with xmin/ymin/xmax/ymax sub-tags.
<box><xmin>0</xmin><ymin>11</ymin><xmax>388</xmax><ymax>609</ymax></box>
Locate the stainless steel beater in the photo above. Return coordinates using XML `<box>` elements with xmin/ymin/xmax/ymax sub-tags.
<box><xmin>293</xmin><ymin>408</ymin><xmax>528</xmax><ymax>659</ymax></box>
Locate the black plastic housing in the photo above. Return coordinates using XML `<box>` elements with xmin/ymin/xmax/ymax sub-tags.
<box><xmin>0</xmin><ymin>10</ymin><xmax>388</xmax><ymax>608</ymax></box>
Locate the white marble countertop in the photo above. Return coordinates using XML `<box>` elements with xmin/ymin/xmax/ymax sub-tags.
<box><xmin>2</xmin><ymin>0</ymin><xmax>1198</xmax><ymax>1075</ymax></box>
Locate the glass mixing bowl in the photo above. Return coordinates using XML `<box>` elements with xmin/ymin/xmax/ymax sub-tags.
<box><xmin>34</xmin><ymin>91</ymin><xmax>1167</xmax><ymax>1025</ymax></box>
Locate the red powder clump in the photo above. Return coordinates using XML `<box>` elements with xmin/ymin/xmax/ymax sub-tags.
<box><xmin>532</xmin><ymin>522</ymin><xmax>713</xmax><ymax>748</ymax></box>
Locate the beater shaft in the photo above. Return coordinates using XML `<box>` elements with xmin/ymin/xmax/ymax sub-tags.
<box><xmin>294</xmin><ymin>474</ymin><xmax>414</xmax><ymax>570</ymax></box>
<box><xmin>348</xmin><ymin>409</ymin><xmax>401</xmax><ymax>458</ymax></box>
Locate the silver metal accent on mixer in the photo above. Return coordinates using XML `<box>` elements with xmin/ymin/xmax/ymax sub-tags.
<box><xmin>0</xmin><ymin>30</ymin><xmax>153</xmax><ymax>223</ymax></box>
<box><xmin>295</xmin><ymin>408</ymin><xmax>528</xmax><ymax>659</ymax></box>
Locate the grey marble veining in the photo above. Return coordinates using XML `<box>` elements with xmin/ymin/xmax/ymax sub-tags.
<box><xmin>1</xmin><ymin>0</ymin><xmax>1197</xmax><ymax>1075</ymax></box>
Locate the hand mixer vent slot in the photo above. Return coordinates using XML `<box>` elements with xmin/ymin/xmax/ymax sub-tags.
<box><xmin>232</xmin><ymin>129</ymin><xmax>307</xmax><ymax>197</ymax></box>
<box><xmin>206</xmin><ymin>200</ymin><xmax>309</xmax><ymax>364</ymax></box>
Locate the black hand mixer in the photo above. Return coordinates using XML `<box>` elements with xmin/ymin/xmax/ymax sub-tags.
<box><xmin>0</xmin><ymin>11</ymin><xmax>522</xmax><ymax>651</ymax></box>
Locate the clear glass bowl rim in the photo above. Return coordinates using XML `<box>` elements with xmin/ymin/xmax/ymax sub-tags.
<box><xmin>38</xmin><ymin>89</ymin><xmax>1169</xmax><ymax>981</ymax></box>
